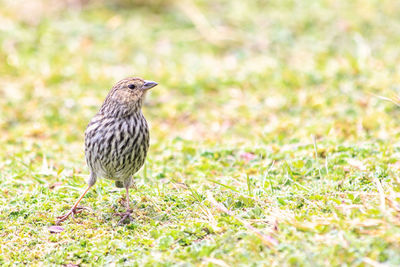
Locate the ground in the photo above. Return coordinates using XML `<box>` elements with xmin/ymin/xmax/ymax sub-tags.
<box><xmin>1</xmin><ymin>0</ymin><xmax>400</xmax><ymax>265</ymax></box>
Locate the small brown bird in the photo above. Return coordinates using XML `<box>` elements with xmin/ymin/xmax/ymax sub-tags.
<box><xmin>56</xmin><ymin>77</ymin><xmax>157</xmax><ymax>225</ymax></box>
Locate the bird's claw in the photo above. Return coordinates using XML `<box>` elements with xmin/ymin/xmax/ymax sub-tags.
<box><xmin>56</xmin><ymin>206</ymin><xmax>91</xmax><ymax>225</ymax></box>
<box><xmin>115</xmin><ymin>209</ymin><xmax>134</xmax><ymax>225</ymax></box>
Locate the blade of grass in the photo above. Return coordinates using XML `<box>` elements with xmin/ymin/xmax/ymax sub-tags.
<box><xmin>207</xmin><ymin>192</ymin><xmax>278</xmax><ymax>250</ymax></box>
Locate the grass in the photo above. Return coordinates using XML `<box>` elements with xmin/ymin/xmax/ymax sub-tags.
<box><xmin>1</xmin><ymin>0</ymin><xmax>400</xmax><ymax>265</ymax></box>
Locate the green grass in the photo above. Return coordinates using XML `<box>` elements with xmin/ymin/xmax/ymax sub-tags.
<box><xmin>1</xmin><ymin>0</ymin><xmax>400</xmax><ymax>265</ymax></box>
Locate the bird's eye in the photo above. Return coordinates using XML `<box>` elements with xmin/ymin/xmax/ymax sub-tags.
<box><xmin>128</xmin><ymin>84</ymin><xmax>136</xmax><ymax>89</ymax></box>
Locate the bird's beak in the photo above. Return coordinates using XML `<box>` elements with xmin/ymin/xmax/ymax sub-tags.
<box><xmin>142</xmin><ymin>80</ymin><xmax>158</xmax><ymax>90</ymax></box>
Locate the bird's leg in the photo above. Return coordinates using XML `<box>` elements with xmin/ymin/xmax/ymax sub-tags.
<box><xmin>56</xmin><ymin>185</ymin><xmax>92</xmax><ymax>225</ymax></box>
<box><xmin>125</xmin><ymin>186</ymin><xmax>130</xmax><ymax>210</ymax></box>
<box><xmin>115</xmin><ymin>186</ymin><xmax>134</xmax><ymax>225</ymax></box>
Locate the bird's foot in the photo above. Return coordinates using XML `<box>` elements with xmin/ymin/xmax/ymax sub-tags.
<box><xmin>114</xmin><ymin>209</ymin><xmax>134</xmax><ymax>225</ymax></box>
<box><xmin>56</xmin><ymin>206</ymin><xmax>91</xmax><ymax>225</ymax></box>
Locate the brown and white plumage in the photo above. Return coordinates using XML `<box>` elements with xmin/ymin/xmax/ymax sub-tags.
<box><xmin>56</xmin><ymin>77</ymin><xmax>157</xmax><ymax>225</ymax></box>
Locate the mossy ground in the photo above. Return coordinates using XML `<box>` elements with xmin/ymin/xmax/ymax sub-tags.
<box><xmin>1</xmin><ymin>0</ymin><xmax>400</xmax><ymax>265</ymax></box>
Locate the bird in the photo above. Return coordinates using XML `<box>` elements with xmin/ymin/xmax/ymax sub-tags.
<box><xmin>56</xmin><ymin>77</ymin><xmax>158</xmax><ymax>225</ymax></box>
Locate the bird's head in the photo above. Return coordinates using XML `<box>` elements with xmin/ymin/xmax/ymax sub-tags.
<box><xmin>100</xmin><ymin>77</ymin><xmax>157</xmax><ymax>117</ymax></box>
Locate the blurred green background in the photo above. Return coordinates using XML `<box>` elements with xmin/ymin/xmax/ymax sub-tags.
<box><xmin>1</xmin><ymin>0</ymin><xmax>400</xmax><ymax>265</ymax></box>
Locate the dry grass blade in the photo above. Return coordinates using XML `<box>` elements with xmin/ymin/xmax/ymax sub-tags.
<box><xmin>374</xmin><ymin>178</ymin><xmax>386</xmax><ymax>213</ymax></box>
<box><xmin>206</xmin><ymin>192</ymin><xmax>278</xmax><ymax>249</ymax></box>
<box><xmin>369</xmin><ymin>92</ymin><xmax>400</xmax><ymax>108</ymax></box>
<box><xmin>362</xmin><ymin>257</ymin><xmax>390</xmax><ymax>267</ymax></box>
<box><xmin>175</xmin><ymin>1</ymin><xmax>232</xmax><ymax>45</ymax></box>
